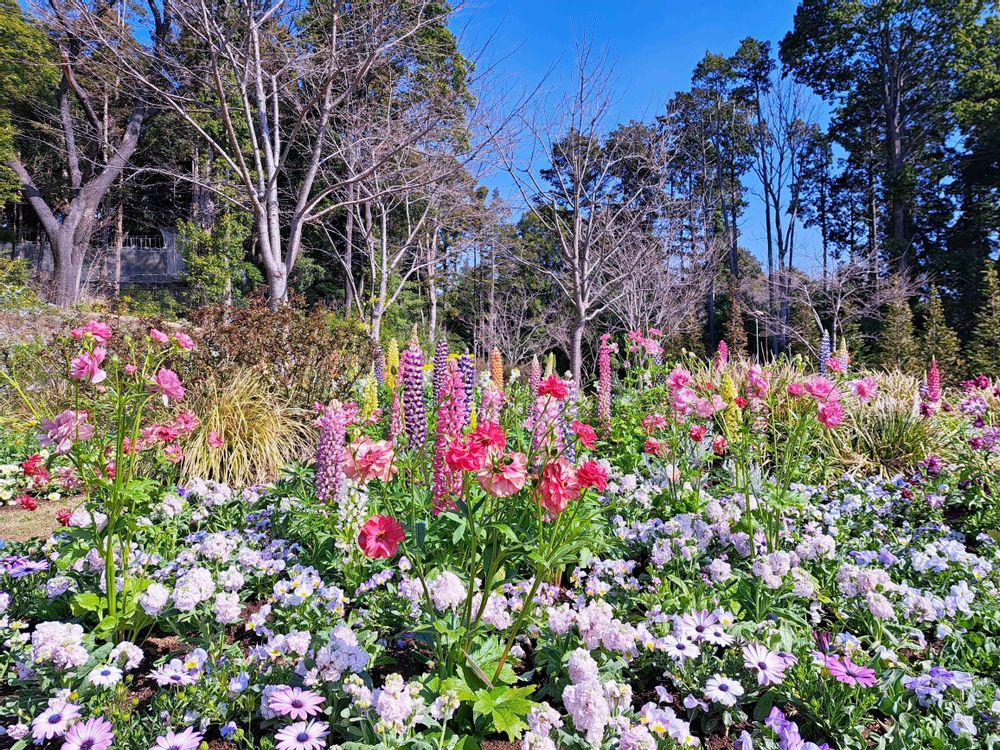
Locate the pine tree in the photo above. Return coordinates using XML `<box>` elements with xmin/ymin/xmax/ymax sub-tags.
<box><xmin>878</xmin><ymin>299</ymin><xmax>921</xmax><ymax>374</ymax></box>
<box><xmin>721</xmin><ymin>274</ymin><xmax>748</xmax><ymax>358</ymax></box>
<box><xmin>920</xmin><ymin>285</ymin><xmax>963</xmax><ymax>385</ymax></box>
<box><xmin>968</xmin><ymin>262</ymin><xmax>1000</xmax><ymax>377</ymax></box>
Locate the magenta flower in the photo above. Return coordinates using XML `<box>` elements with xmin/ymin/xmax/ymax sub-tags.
<box><xmin>826</xmin><ymin>655</ymin><xmax>877</xmax><ymax>687</ymax></box>
<box><xmin>174</xmin><ymin>332</ymin><xmax>195</xmax><ymax>350</ymax></box>
<box><xmin>274</xmin><ymin>720</ymin><xmax>329</xmax><ymax>750</ymax></box>
<box><xmin>597</xmin><ymin>334</ymin><xmax>613</xmax><ymax>431</ymax></box>
<box><xmin>151</xmin><ymin>727</ymin><xmax>203</xmax><ymax>750</ymax></box>
<box><xmin>149</xmin><ymin>328</ymin><xmax>170</xmax><ymax>344</ymax></box>
<box><xmin>314</xmin><ymin>400</ymin><xmax>358</xmax><ymax>503</ymax></box>
<box><xmin>850</xmin><ymin>377</ymin><xmax>878</xmax><ymax>402</ymax></box>
<box><xmin>267</xmin><ymin>686</ymin><xmax>326</xmax><ymax>720</ymax></box>
<box><xmin>60</xmin><ymin>716</ymin><xmax>114</xmax><ymax>750</ymax></box>
<box><xmin>70</xmin><ymin>347</ymin><xmax>107</xmax><ymax>384</ymax></box>
<box><xmin>149</xmin><ymin>369</ymin><xmax>186</xmax><ymax>404</ymax></box>
<box><xmin>71</xmin><ymin>321</ymin><xmax>112</xmax><ymax>343</ymax></box>
<box><xmin>38</xmin><ymin>410</ymin><xmax>95</xmax><ymax>454</ymax></box>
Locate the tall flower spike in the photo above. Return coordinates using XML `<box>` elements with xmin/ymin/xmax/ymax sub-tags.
<box><xmin>373</xmin><ymin>345</ymin><xmax>385</xmax><ymax>385</ymax></box>
<box><xmin>360</xmin><ymin>373</ymin><xmax>378</xmax><ymax>419</ymax></box>
<box><xmin>431</xmin><ymin>359</ymin><xmax>465</xmax><ymax>514</ymax></box>
<box><xmin>529</xmin><ymin>355</ymin><xmax>541</xmax><ymax>397</ymax></box>
<box><xmin>489</xmin><ymin>348</ymin><xmax>504</xmax><ymax>390</ymax></box>
<box><xmin>819</xmin><ymin>330</ymin><xmax>831</xmax><ymax>374</ymax></box>
<box><xmin>433</xmin><ymin>338</ymin><xmax>449</xmax><ymax>401</ymax></box>
<box><xmin>598</xmin><ymin>334</ymin><xmax>612</xmax><ymax>432</ymax></box>
<box><xmin>715</xmin><ymin>340</ymin><xmax>729</xmax><ymax>370</ymax></box>
<box><xmin>315</xmin><ymin>400</ymin><xmax>359</xmax><ymax>504</ymax></box>
<box><xmin>836</xmin><ymin>337</ymin><xmax>849</xmax><ymax>373</ymax></box>
<box><xmin>401</xmin><ymin>330</ymin><xmax>427</xmax><ymax>449</ymax></box>
<box><xmin>927</xmin><ymin>358</ymin><xmax>941</xmax><ymax>403</ymax></box>
<box><xmin>385</xmin><ymin>339</ymin><xmax>400</xmax><ymax>391</ymax></box>
<box><xmin>481</xmin><ymin>381</ymin><xmax>504</xmax><ymax>424</ymax></box>
<box><xmin>389</xmin><ymin>388</ymin><xmax>404</xmax><ymax>445</ymax></box>
<box><xmin>458</xmin><ymin>353</ymin><xmax>476</xmax><ymax>426</ymax></box>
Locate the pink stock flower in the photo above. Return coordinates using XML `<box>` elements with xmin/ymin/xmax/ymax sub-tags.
<box><xmin>69</xmin><ymin>347</ymin><xmax>107</xmax><ymax>384</ymax></box>
<box><xmin>357</xmin><ymin>515</ymin><xmax>405</xmax><ymax>558</ymax></box>
<box><xmin>538</xmin><ymin>457</ymin><xmax>580</xmax><ymax>515</ymax></box>
<box><xmin>149</xmin><ymin>328</ymin><xmax>170</xmax><ymax>344</ymax></box>
<box><xmin>343</xmin><ymin>437</ymin><xmax>397</xmax><ymax>484</ymax></box>
<box><xmin>746</xmin><ymin>365</ymin><xmax>770</xmax><ymax>398</ymax></box>
<box><xmin>850</xmin><ymin>377</ymin><xmax>878</xmax><ymax>402</ymax></box>
<box><xmin>38</xmin><ymin>410</ymin><xmax>95</xmax><ymax>454</ymax></box>
<box><xmin>149</xmin><ymin>369</ymin><xmax>186</xmax><ymax>403</ymax></box>
<box><xmin>817</xmin><ymin>401</ymin><xmax>844</xmax><ymax>429</ymax></box>
<box><xmin>476</xmin><ymin>451</ymin><xmax>528</xmax><ymax>497</ymax></box>
<box><xmin>71</xmin><ymin>321</ymin><xmax>112</xmax><ymax>343</ymax></box>
<box><xmin>174</xmin><ymin>332</ymin><xmax>195</xmax><ymax>350</ymax></box>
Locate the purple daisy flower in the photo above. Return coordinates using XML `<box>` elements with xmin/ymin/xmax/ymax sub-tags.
<box><xmin>151</xmin><ymin>727</ymin><xmax>204</xmax><ymax>750</ymax></box>
<box><xmin>267</xmin><ymin>686</ymin><xmax>326</xmax><ymax>720</ymax></box>
<box><xmin>31</xmin><ymin>701</ymin><xmax>81</xmax><ymax>743</ymax></box>
<box><xmin>274</xmin><ymin>720</ymin><xmax>329</xmax><ymax>750</ymax></box>
<box><xmin>60</xmin><ymin>716</ymin><xmax>114</xmax><ymax>750</ymax></box>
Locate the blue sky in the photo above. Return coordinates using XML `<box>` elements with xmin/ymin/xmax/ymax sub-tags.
<box><xmin>456</xmin><ymin>0</ymin><xmax>827</xmax><ymax>268</ymax></box>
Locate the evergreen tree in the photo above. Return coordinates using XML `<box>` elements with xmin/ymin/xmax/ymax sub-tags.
<box><xmin>878</xmin><ymin>298</ymin><xmax>920</xmax><ymax>374</ymax></box>
<box><xmin>721</xmin><ymin>274</ymin><xmax>749</xmax><ymax>358</ymax></box>
<box><xmin>968</xmin><ymin>262</ymin><xmax>1000</xmax><ymax>376</ymax></box>
<box><xmin>920</xmin><ymin>285</ymin><xmax>963</xmax><ymax>385</ymax></box>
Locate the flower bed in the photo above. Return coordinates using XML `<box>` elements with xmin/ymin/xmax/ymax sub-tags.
<box><xmin>1</xmin><ymin>325</ymin><xmax>999</xmax><ymax>750</ymax></box>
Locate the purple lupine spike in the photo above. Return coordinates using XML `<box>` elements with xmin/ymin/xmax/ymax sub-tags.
<box><xmin>819</xmin><ymin>330</ymin><xmax>831</xmax><ymax>374</ymax></box>
<box><xmin>458</xmin><ymin>353</ymin><xmax>476</xmax><ymax>425</ymax></box>
<box><xmin>715</xmin><ymin>340</ymin><xmax>728</xmax><ymax>370</ymax></box>
<box><xmin>598</xmin><ymin>334</ymin><xmax>613</xmax><ymax>432</ymax></box>
<box><xmin>926</xmin><ymin>358</ymin><xmax>941</xmax><ymax>403</ymax></box>
<box><xmin>401</xmin><ymin>331</ymin><xmax>427</xmax><ymax>449</ymax></box>
<box><xmin>315</xmin><ymin>400</ymin><xmax>359</xmax><ymax>503</ymax></box>
<box><xmin>373</xmin><ymin>345</ymin><xmax>385</xmax><ymax>385</ymax></box>
<box><xmin>433</xmin><ymin>338</ymin><xmax>449</xmax><ymax>401</ymax></box>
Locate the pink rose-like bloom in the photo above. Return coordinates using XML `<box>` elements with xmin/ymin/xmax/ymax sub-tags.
<box><xmin>70</xmin><ymin>347</ymin><xmax>107</xmax><ymax>384</ymax></box>
<box><xmin>576</xmin><ymin>460</ymin><xmax>608</xmax><ymax>493</ymax></box>
<box><xmin>357</xmin><ymin>515</ymin><xmax>405</xmax><ymax>558</ymax></box>
<box><xmin>343</xmin><ymin>437</ymin><xmax>397</xmax><ymax>484</ymax></box>
<box><xmin>787</xmin><ymin>382</ymin><xmax>805</xmax><ymax>398</ymax></box>
<box><xmin>666</xmin><ymin>366</ymin><xmax>692</xmax><ymax>390</ymax></box>
<box><xmin>38</xmin><ymin>410</ymin><xmax>95</xmax><ymax>454</ymax></box>
<box><xmin>476</xmin><ymin>451</ymin><xmax>528</xmax><ymax>497</ymax></box>
<box><xmin>850</xmin><ymin>377</ymin><xmax>878</xmax><ymax>402</ymax></box>
<box><xmin>174</xmin><ymin>332</ymin><xmax>195</xmax><ymax>350</ymax></box>
<box><xmin>149</xmin><ymin>328</ymin><xmax>170</xmax><ymax>344</ymax></box>
<box><xmin>826</xmin><ymin>357</ymin><xmax>845</xmax><ymax>374</ymax></box>
<box><xmin>539</xmin><ymin>457</ymin><xmax>580</xmax><ymax>515</ymax></box>
<box><xmin>805</xmin><ymin>376</ymin><xmax>838</xmax><ymax>403</ymax></box>
<box><xmin>817</xmin><ymin>400</ymin><xmax>844</xmax><ymax>429</ymax></box>
<box><xmin>207</xmin><ymin>432</ymin><xmax>224</xmax><ymax>449</ymax></box>
<box><xmin>149</xmin><ymin>369</ymin><xmax>185</xmax><ymax>403</ymax></box>
<box><xmin>71</xmin><ymin>321</ymin><xmax>113</xmax><ymax>343</ymax></box>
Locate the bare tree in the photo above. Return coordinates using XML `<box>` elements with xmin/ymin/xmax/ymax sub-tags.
<box><xmin>5</xmin><ymin>0</ymin><xmax>167</xmax><ymax>307</ymax></box>
<box><xmin>505</xmin><ymin>42</ymin><xmax>675</xmax><ymax>383</ymax></box>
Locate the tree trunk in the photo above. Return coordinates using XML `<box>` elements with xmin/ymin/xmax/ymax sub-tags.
<box><xmin>570</xmin><ymin>313</ymin><xmax>585</xmax><ymax>386</ymax></box>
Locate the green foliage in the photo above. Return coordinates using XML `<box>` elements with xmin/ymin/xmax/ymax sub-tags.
<box><xmin>968</xmin><ymin>261</ymin><xmax>1000</xmax><ymax>376</ymax></box>
<box><xmin>919</xmin><ymin>285</ymin><xmax>963</xmax><ymax>384</ymax></box>
<box><xmin>0</xmin><ymin>256</ymin><xmax>39</xmax><ymax>310</ymax></box>
<box><xmin>177</xmin><ymin>213</ymin><xmax>259</xmax><ymax>306</ymax></box>
<box><xmin>876</xmin><ymin>298</ymin><xmax>920</xmax><ymax>375</ymax></box>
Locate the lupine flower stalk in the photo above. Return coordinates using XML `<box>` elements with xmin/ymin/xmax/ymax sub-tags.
<box><xmin>458</xmin><ymin>353</ymin><xmax>476</xmax><ymax>425</ymax></box>
<box><xmin>490</xmin><ymin>348</ymin><xmax>504</xmax><ymax>390</ymax></box>
<box><xmin>480</xmin><ymin>382</ymin><xmax>504</xmax><ymax>424</ymax></box>
<box><xmin>819</xmin><ymin>330</ymin><xmax>831</xmax><ymax>374</ymax></box>
<box><xmin>836</xmin><ymin>338</ymin><xmax>849</xmax><ymax>373</ymax></box>
<box><xmin>529</xmin><ymin>356</ymin><xmax>541</xmax><ymax>397</ymax></box>
<box><xmin>385</xmin><ymin>339</ymin><xmax>400</xmax><ymax>390</ymax></box>
<box><xmin>360</xmin><ymin>374</ymin><xmax>378</xmax><ymax>419</ymax></box>
<box><xmin>927</xmin><ymin>358</ymin><xmax>942</xmax><ymax>403</ymax></box>
<box><xmin>431</xmin><ymin>359</ymin><xmax>465</xmax><ymax>514</ymax></box>
<box><xmin>389</xmin><ymin>388</ymin><xmax>404</xmax><ymax>445</ymax></box>
<box><xmin>598</xmin><ymin>334</ymin><xmax>613</xmax><ymax>432</ymax></box>
<box><xmin>715</xmin><ymin>340</ymin><xmax>728</xmax><ymax>370</ymax></box>
<box><xmin>315</xmin><ymin>400</ymin><xmax>358</xmax><ymax>504</ymax></box>
<box><xmin>433</xmin><ymin>339</ymin><xmax>449</xmax><ymax>401</ymax></box>
<box><xmin>401</xmin><ymin>332</ymin><xmax>427</xmax><ymax>449</ymax></box>
<box><xmin>374</xmin><ymin>345</ymin><xmax>385</xmax><ymax>385</ymax></box>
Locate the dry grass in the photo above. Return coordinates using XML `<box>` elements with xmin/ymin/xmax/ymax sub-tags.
<box><xmin>0</xmin><ymin>506</ymin><xmax>61</xmax><ymax>542</ymax></box>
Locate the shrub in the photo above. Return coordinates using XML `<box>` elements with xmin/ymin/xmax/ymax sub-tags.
<box><xmin>184</xmin><ymin>295</ymin><xmax>375</xmax><ymax>407</ymax></box>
